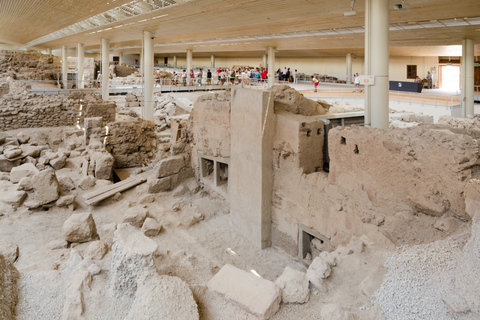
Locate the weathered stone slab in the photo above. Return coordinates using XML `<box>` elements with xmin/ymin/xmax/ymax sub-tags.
<box><xmin>154</xmin><ymin>155</ymin><xmax>185</xmax><ymax>178</ymax></box>
<box><xmin>208</xmin><ymin>264</ymin><xmax>281</xmax><ymax>319</ymax></box>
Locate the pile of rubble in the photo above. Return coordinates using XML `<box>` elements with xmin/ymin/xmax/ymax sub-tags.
<box><xmin>0</xmin><ymin>82</ymin><xmax>115</xmax><ymax>131</ymax></box>
<box><xmin>0</xmin><ymin>51</ymin><xmax>61</xmax><ymax>81</ymax></box>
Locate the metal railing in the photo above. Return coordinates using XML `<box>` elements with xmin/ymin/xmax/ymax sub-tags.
<box><xmin>311</xmin><ymin>88</ymin><xmax>461</xmax><ymax>109</ymax></box>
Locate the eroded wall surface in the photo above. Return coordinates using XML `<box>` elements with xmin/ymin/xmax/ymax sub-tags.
<box><xmin>190</xmin><ymin>87</ymin><xmax>476</xmax><ymax>256</ymax></box>
<box><xmin>105</xmin><ymin>119</ymin><xmax>157</xmax><ymax>168</ymax></box>
<box><xmin>0</xmin><ymin>86</ymin><xmax>115</xmax><ymax>130</ymax></box>
<box><xmin>188</xmin><ymin>91</ymin><xmax>231</xmax><ymax>178</ymax></box>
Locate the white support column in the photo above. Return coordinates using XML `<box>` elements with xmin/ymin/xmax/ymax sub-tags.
<box><xmin>173</xmin><ymin>55</ymin><xmax>177</xmax><ymax>69</ymax></box>
<box><xmin>119</xmin><ymin>52</ymin><xmax>124</xmax><ymax>66</ymax></box>
<box><xmin>346</xmin><ymin>53</ymin><xmax>353</xmax><ymax>84</ymax></box>
<box><xmin>365</xmin><ymin>0</ymin><xmax>389</xmax><ymax>129</ymax></box>
<box><xmin>143</xmin><ymin>31</ymin><xmax>154</xmax><ymax>121</ymax></box>
<box><xmin>267</xmin><ymin>47</ymin><xmax>275</xmax><ymax>88</ymax></box>
<box><xmin>139</xmin><ymin>52</ymin><xmax>143</xmax><ymax>74</ymax></box>
<box><xmin>77</xmin><ymin>43</ymin><xmax>84</xmax><ymax>89</ymax></box>
<box><xmin>211</xmin><ymin>55</ymin><xmax>215</xmax><ymax>68</ymax></box>
<box><xmin>101</xmin><ymin>38</ymin><xmax>109</xmax><ymax>101</ymax></box>
<box><xmin>46</xmin><ymin>48</ymin><xmax>52</xmax><ymax>55</ymax></box>
<box><xmin>61</xmin><ymin>46</ymin><xmax>68</xmax><ymax>89</ymax></box>
<box><xmin>462</xmin><ymin>39</ymin><xmax>475</xmax><ymax>117</ymax></box>
<box><xmin>186</xmin><ymin>49</ymin><xmax>193</xmax><ymax>72</ymax></box>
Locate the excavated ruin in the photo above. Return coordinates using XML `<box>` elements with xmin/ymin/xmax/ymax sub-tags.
<box><xmin>0</xmin><ymin>51</ymin><xmax>479</xmax><ymax>320</ymax></box>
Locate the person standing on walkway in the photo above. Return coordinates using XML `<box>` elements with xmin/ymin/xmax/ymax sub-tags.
<box><xmin>207</xmin><ymin>69</ymin><xmax>212</xmax><ymax>85</ymax></box>
<box><xmin>312</xmin><ymin>76</ymin><xmax>319</xmax><ymax>92</ymax></box>
<box><xmin>354</xmin><ymin>73</ymin><xmax>362</xmax><ymax>92</ymax></box>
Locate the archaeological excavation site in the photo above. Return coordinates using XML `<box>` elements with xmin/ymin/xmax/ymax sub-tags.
<box><xmin>1</xmin><ymin>1</ymin><xmax>480</xmax><ymax>320</ymax></box>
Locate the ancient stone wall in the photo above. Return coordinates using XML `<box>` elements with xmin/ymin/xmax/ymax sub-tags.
<box><xmin>0</xmin><ymin>51</ymin><xmax>61</xmax><ymax>81</ymax></box>
<box><xmin>188</xmin><ymin>91</ymin><xmax>231</xmax><ymax>178</ymax></box>
<box><xmin>104</xmin><ymin>119</ymin><xmax>157</xmax><ymax>168</ymax></box>
<box><xmin>271</xmin><ymin>124</ymin><xmax>479</xmax><ymax>256</ymax></box>
<box><xmin>0</xmin><ymin>86</ymin><xmax>115</xmax><ymax>130</ymax></box>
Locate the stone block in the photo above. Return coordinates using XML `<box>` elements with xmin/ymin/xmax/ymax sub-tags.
<box><xmin>126</xmin><ymin>274</ymin><xmax>199</xmax><ymax>320</ymax></box>
<box><xmin>141</xmin><ymin>218</ymin><xmax>162</xmax><ymax>237</ymax></box>
<box><xmin>154</xmin><ymin>155</ymin><xmax>185</xmax><ymax>178</ymax></box>
<box><xmin>90</xmin><ymin>151</ymin><xmax>114</xmax><ymax>180</ymax></box>
<box><xmin>110</xmin><ymin>223</ymin><xmax>158</xmax><ymax>299</ymax></box>
<box><xmin>10</xmin><ymin>163</ymin><xmax>39</xmax><ymax>183</ymax></box>
<box><xmin>275</xmin><ymin>267</ymin><xmax>310</xmax><ymax>304</ymax></box>
<box><xmin>100</xmin><ymin>223</ymin><xmax>117</xmax><ymax>248</ymax></box>
<box><xmin>306</xmin><ymin>256</ymin><xmax>332</xmax><ymax>291</ymax></box>
<box><xmin>0</xmin><ymin>156</ymin><xmax>21</xmax><ymax>172</ymax></box>
<box><xmin>84</xmin><ymin>241</ymin><xmax>108</xmax><ymax>260</ymax></box>
<box><xmin>147</xmin><ymin>176</ymin><xmax>171</xmax><ymax>193</ymax></box>
<box><xmin>123</xmin><ymin>207</ymin><xmax>149</xmax><ymax>228</ymax></box>
<box><xmin>208</xmin><ymin>264</ymin><xmax>281</xmax><ymax>319</ymax></box>
<box><xmin>31</xmin><ymin>168</ymin><xmax>60</xmax><ymax>205</ymax></box>
<box><xmin>0</xmin><ymin>242</ymin><xmax>19</xmax><ymax>264</ymax></box>
<box><xmin>49</xmin><ymin>153</ymin><xmax>67</xmax><ymax>170</ymax></box>
<box><xmin>62</xmin><ymin>212</ymin><xmax>98</xmax><ymax>243</ymax></box>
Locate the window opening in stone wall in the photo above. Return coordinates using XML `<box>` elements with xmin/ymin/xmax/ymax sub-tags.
<box><xmin>298</xmin><ymin>224</ymin><xmax>330</xmax><ymax>267</ymax></box>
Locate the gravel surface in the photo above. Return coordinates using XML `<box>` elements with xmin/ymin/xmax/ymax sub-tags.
<box><xmin>374</xmin><ymin>235</ymin><xmax>468</xmax><ymax>320</ymax></box>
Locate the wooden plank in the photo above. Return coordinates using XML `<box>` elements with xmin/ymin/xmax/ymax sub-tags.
<box><xmin>83</xmin><ymin>176</ymin><xmax>144</xmax><ymax>200</ymax></box>
<box><xmin>84</xmin><ymin>177</ymin><xmax>147</xmax><ymax>205</ymax></box>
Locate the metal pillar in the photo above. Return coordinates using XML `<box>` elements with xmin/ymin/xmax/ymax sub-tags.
<box><xmin>365</xmin><ymin>0</ymin><xmax>389</xmax><ymax>129</ymax></box>
<box><xmin>267</xmin><ymin>47</ymin><xmax>275</xmax><ymax>88</ymax></box>
<box><xmin>77</xmin><ymin>43</ymin><xmax>84</xmax><ymax>89</ymax></box>
<box><xmin>263</xmin><ymin>53</ymin><xmax>267</xmax><ymax>69</ymax></box>
<box><xmin>139</xmin><ymin>52</ymin><xmax>143</xmax><ymax>74</ymax></box>
<box><xmin>143</xmin><ymin>31</ymin><xmax>154</xmax><ymax>121</ymax></box>
<box><xmin>101</xmin><ymin>39</ymin><xmax>109</xmax><ymax>101</ymax></box>
<box><xmin>346</xmin><ymin>53</ymin><xmax>353</xmax><ymax>84</ymax></box>
<box><xmin>462</xmin><ymin>39</ymin><xmax>475</xmax><ymax>117</ymax></box>
<box><xmin>46</xmin><ymin>48</ymin><xmax>52</xmax><ymax>55</ymax></box>
<box><xmin>119</xmin><ymin>53</ymin><xmax>124</xmax><ymax>66</ymax></box>
<box><xmin>211</xmin><ymin>55</ymin><xmax>215</xmax><ymax>68</ymax></box>
<box><xmin>186</xmin><ymin>49</ymin><xmax>193</xmax><ymax>72</ymax></box>
<box><xmin>61</xmin><ymin>46</ymin><xmax>68</xmax><ymax>89</ymax></box>
<box><xmin>173</xmin><ymin>55</ymin><xmax>177</xmax><ymax>69</ymax></box>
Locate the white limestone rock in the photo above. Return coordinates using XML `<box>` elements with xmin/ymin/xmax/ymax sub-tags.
<box><xmin>275</xmin><ymin>267</ymin><xmax>310</xmax><ymax>304</ymax></box>
<box><xmin>56</xmin><ymin>195</ymin><xmax>75</xmax><ymax>207</ymax></box>
<box><xmin>58</xmin><ymin>175</ymin><xmax>76</xmax><ymax>192</ymax></box>
<box><xmin>208</xmin><ymin>264</ymin><xmax>281</xmax><ymax>319</ymax></box>
<box><xmin>62</xmin><ymin>212</ymin><xmax>98</xmax><ymax>243</ymax></box>
<box><xmin>49</xmin><ymin>153</ymin><xmax>67</xmax><ymax>170</ymax></box>
<box><xmin>154</xmin><ymin>155</ymin><xmax>185</xmax><ymax>178</ymax></box>
<box><xmin>31</xmin><ymin>168</ymin><xmax>61</xmax><ymax>205</ymax></box>
<box><xmin>84</xmin><ymin>241</ymin><xmax>108</xmax><ymax>260</ymax></box>
<box><xmin>306</xmin><ymin>257</ymin><xmax>332</xmax><ymax>291</ymax></box>
<box><xmin>141</xmin><ymin>218</ymin><xmax>162</xmax><ymax>237</ymax></box>
<box><xmin>9</xmin><ymin>163</ymin><xmax>39</xmax><ymax>183</ymax></box>
<box><xmin>110</xmin><ymin>223</ymin><xmax>159</xmax><ymax>299</ymax></box>
<box><xmin>62</xmin><ymin>267</ymin><xmax>92</xmax><ymax>320</ymax></box>
<box><xmin>100</xmin><ymin>223</ymin><xmax>117</xmax><ymax>248</ymax></box>
<box><xmin>0</xmin><ymin>242</ymin><xmax>19</xmax><ymax>264</ymax></box>
<box><xmin>126</xmin><ymin>273</ymin><xmax>199</xmax><ymax>320</ymax></box>
<box><xmin>123</xmin><ymin>206</ymin><xmax>148</xmax><ymax>228</ymax></box>
<box><xmin>78</xmin><ymin>176</ymin><xmax>96</xmax><ymax>190</ymax></box>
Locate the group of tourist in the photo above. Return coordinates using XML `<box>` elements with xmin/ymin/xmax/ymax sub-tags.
<box><xmin>160</xmin><ymin>66</ymin><xmax>300</xmax><ymax>87</ymax></box>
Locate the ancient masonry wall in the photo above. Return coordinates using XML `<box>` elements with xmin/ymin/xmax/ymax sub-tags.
<box><xmin>0</xmin><ymin>88</ymin><xmax>115</xmax><ymax>131</ymax></box>
<box><xmin>188</xmin><ymin>91</ymin><xmax>231</xmax><ymax>179</ymax></box>
<box><xmin>191</xmin><ymin>89</ymin><xmax>478</xmax><ymax>258</ymax></box>
<box><xmin>104</xmin><ymin>119</ymin><xmax>157</xmax><ymax>168</ymax></box>
<box><xmin>272</xmin><ymin>124</ymin><xmax>480</xmax><ymax>256</ymax></box>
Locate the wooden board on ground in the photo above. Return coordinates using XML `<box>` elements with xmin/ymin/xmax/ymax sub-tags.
<box><xmin>83</xmin><ymin>172</ymin><xmax>150</xmax><ymax>205</ymax></box>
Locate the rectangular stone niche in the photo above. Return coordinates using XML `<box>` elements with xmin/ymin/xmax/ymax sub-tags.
<box><xmin>298</xmin><ymin>223</ymin><xmax>330</xmax><ymax>267</ymax></box>
<box><xmin>199</xmin><ymin>152</ymin><xmax>229</xmax><ymax>198</ymax></box>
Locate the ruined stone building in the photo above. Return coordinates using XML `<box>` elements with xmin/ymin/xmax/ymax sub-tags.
<box><xmin>0</xmin><ymin>1</ymin><xmax>480</xmax><ymax>320</ymax></box>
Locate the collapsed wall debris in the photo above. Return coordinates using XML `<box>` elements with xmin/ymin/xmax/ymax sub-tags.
<box><xmin>0</xmin><ymin>51</ymin><xmax>60</xmax><ymax>81</ymax></box>
<box><xmin>0</xmin><ymin>83</ymin><xmax>115</xmax><ymax>131</ymax></box>
<box><xmin>0</xmin><ymin>254</ymin><xmax>19</xmax><ymax>320</ymax></box>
